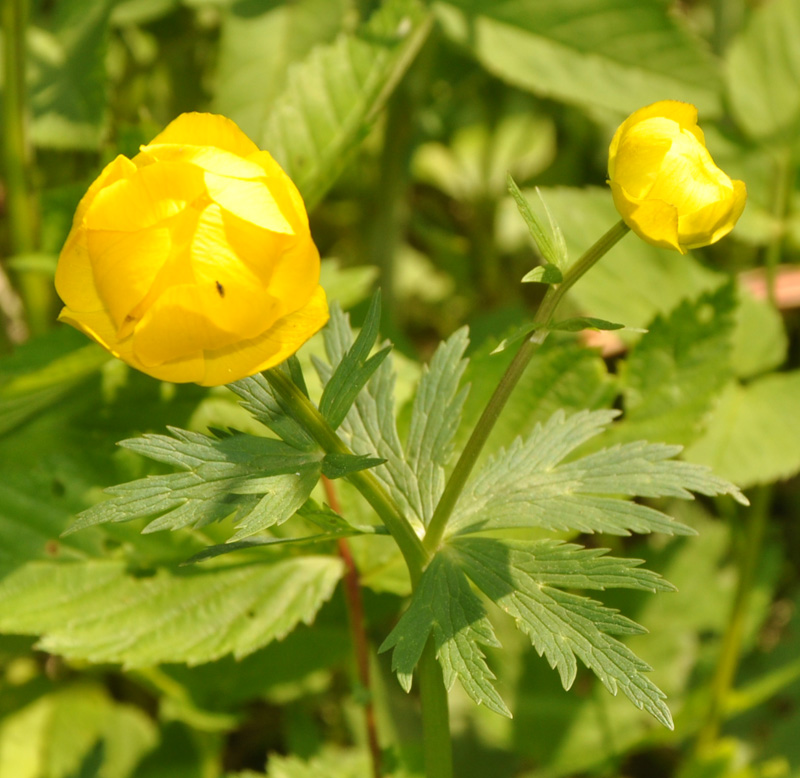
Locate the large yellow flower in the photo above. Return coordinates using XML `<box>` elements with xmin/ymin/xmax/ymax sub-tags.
<box><xmin>55</xmin><ymin>113</ymin><xmax>328</xmax><ymax>386</ymax></box>
<box><xmin>608</xmin><ymin>100</ymin><xmax>746</xmax><ymax>253</ymax></box>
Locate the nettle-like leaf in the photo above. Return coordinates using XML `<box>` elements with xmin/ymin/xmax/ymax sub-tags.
<box><xmin>452</xmin><ymin>537</ymin><xmax>675</xmax><ymax>728</ymax></box>
<box><xmin>607</xmin><ymin>282</ymin><xmax>737</xmax><ymax>447</ymax></box>
<box><xmin>318</xmin><ymin>292</ymin><xmax>391</xmax><ymax>430</ymax></box>
<box><xmin>0</xmin><ymin>556</ymin><xmax>343</xmax><ymax>666</ymax></box>
<box><xmin>65</xmin><ymin>428</ymin><xmax>323</xmax><ymax>542</ymax></box>
<box><xmin>449</xmin><ymin>409</ymin><xmax>747</xmax><ymax>537</ymax></box>
<box><xmin>261</xmin><ymin>0</ymin><xmax>432</xmax><ymax>208</ymax></box>
<box><xmin>380</xmin><ymin>552</ymin><xmax>510</xmax><ymax>717</ymax></box>
<box><xmin>313</xmin><ymin>304</ymin><xmax>469</xmax><ymax>529</ymax></box>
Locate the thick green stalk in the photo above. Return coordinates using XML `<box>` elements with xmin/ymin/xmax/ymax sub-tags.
<box><xmin>265</xmin><ymin>369</ymin><xmax>427</xmax><ymax>583</ymax></box>
<box><xmin>418</xmin><ymin>640</ymin><xmax>452</xmax><ymax>778</ymax></box>
<box><xmin>695</xmin><ymin>487</ymin><xmax>771</xmax><ymax>753</ymax></box>
<box><xmin>423</xmin><ymin>220</ymin><xmax>630</xmax><ymax>553</ymax></box>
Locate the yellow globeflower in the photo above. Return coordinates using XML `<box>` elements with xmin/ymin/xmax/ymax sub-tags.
<box><xmin>55</xmin><ymin>113</ymin><xmax>328</xmax><ymax>386</ymax></box>
<box><xmin>608</xmin><ymin>100</ymin><xmax>746</xmax><ymax>253</ymax></box>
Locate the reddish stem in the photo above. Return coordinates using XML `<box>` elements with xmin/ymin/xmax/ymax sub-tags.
<box><xmin>323</xmin><ymin>476</ymin><xmax>383</xmax><ymax>778</ymax></box>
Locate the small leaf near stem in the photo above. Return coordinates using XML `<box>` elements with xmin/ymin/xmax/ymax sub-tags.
<box><xmin>423</xmin><ymin>220</ymin><xmax>630</xmax><ymax>554</ymax></box>
<box><xmin>264</xmin><ymin>368</ymin><xmax>428</xmax><ymax>583</ymax></box>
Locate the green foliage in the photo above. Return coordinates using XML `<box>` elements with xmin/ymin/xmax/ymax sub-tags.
<box><xmin>319</xmin><ymin>292</ymin><xmax>391</xmax><ymax>430</ymax></box>
<box><xmin>608</xmin><ymin>282</ymin><xmax>737</xmax><ymax>446</ymax></box>
<box><xmin>452</xmin><ymin>537</ymin><xmax>675</xmax><ymax>728</ymax></box>
<box><xmin>65</xmin><ymin>429</ymin><xmax>323</xmax><ymax>541</ymax></box>
<box><xmin>508</xmin><ymin>175</ymin><xmax>567</xmax><ymax>271</ymax></box>
<box><xmin>726</xmin><ymin>0</ymin><xmax>800</xmax><ymax>145</ymax></box>
<box><xmin>28</xmin><ymin>0</ymin><xmax>114</xmax><ymax>148</ymax></box>
<box><xmin>380</xmin><ymin>552</ymin><xmax>509</xmax><ymax>717</ymax></box>
<box><xmin>260</xmin><ymin>0</ymin><xmax>432</xmax><ymax>207</ymax></box>
<box><xmin>450</xmin><ymin>409</ymin><xmax>744</xmax><ymax>537</ymax></box>
<box><xmin>6</xmin><ymin>0</ymin><xmax>800</xmax><ymax>773</ymax></box>
<box><xmin>437</xmin><ymin>0</ymin><xmax>722</xmax><ymax>114</ymax></box>
<box><xmin>0</xmin><ymin>555</ymin><xmax>342</xmax><ymax>666</ymax></box>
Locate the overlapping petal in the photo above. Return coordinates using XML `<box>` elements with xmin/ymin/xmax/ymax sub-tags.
<box><xmin>608</xmin><ymin>100</ymin><xmax>746</xmax><ymax>252</ymax></box>
<box><xmin>55</xmin><ymin>112</ymin><xmax>328</xmax><ymax>386</ymax></box>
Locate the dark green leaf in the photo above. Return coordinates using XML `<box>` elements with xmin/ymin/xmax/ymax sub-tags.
<box><xmin>451</xmin><ymin>409</ymin><xmax>746</xmax><ymax>537</ymax></box>
<box><xmin>321</xmin><ymin>452</ymin><xmax>386</xmax><ymax>479</ymax></box>
<box><xmin>550</xmin><ymin>317</ymin><xmax>626</xmax><ymax>332</ymax></box>
<box><xmin>65</xmin><ymin>429</ymin><xmax>323</xmax><ymax>541</ymax></box>
<box><xmin>452</xmin><ymin>537</ymin><xmax>675</xmax><ymax>728</ymax></box>
<box><xmin>229</xmin><ymin>373</ymin><xmax>317</xmax><ymax>451</ymax></box>
<box><xmin>405</xmin><ymin>327</ymin><xmax>470</xmax><ymax>523</ymax></box>
<box><xmin>319</xmin><ymin>292</ymin><xmax>390</xmax><ymax>430</ymax></box>
<box><xmin>608</xmin><ymin>282</ymin><xmax>736</xmax><ymax>447</ymax></box>
<box><xmin>380</xmin><ymin>552</ymin><xmax>510</xmax><ymax>716</ymax></box>
<box><xmin>521</xmin><ymin>263</ymin><xmax>564</xmax><ymax>284</ymax></box>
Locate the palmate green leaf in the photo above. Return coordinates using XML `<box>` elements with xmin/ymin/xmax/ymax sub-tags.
<box><xmin>314</xmin><ymin>308</ymin><xmax>470</xmax><ymax>529</ymax></box>
<box><xmin>261</xmin><ymin>0</ymin><xmax>432</xmax><ymax>208</ymax></box>
<box><xmin>380</xmin><ymin>553</ymin><xmax>510</xmax><ymax>717</ymax></box>
<box><xmin>318</xmin><ymin>292</ymin><xmax>391</xmax><ymax>430</ymax></box>
<box><xmin>0</xmin><ymin>556</ymin><xmax>342</xmax><ymax>666</ymax></box>
<box><xmin>229</xmin><ymin>371</ymin><xmax>316</xmax><ymax>451</ymax></box>
<box><xmin>65</xmin><ymin>428</ymin><xmax>323</xmax><ymax>541</ymax></box>
<box><xmin>314</xmin><ymin>305</ymin><xmax>422</xmax><ymax>528</ymax></box>
<box><xmin>405</xmin><ymin>327</ymin><xmax>470</xmax><ymax>524</ymax></box>
<box><xmin>607</xmin><ymin>282</ymin><xmax>736</xmax><ymax>447</ymax></box>
<box><xmin>452</xmin><ymin>537</ymin><xmax>675</xmax><ymax>728</ymax></box>
<box><xmin>438</xmin><ymin>0</ymin><xmax>721</xmax><ymax>115</ymax></box>
<box><xmin>450</xmin><ymin>409</ymin><xmax>746</xmax><ymax>537</ymax></box>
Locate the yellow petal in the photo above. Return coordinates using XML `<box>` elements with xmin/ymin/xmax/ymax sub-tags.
<box><xmin>609</xmin><ymin>181</ymin><xmax>683</xmax><ymax>252</ymax></box>
<box><xmin>190</xmin><ymin>204</ymin><xmax>282</xmax><ymax>338</ymax></box>
<box><xmin>136</xmin><ymin>143</ymin><xmax>267</xmax><ymax>181</ymax></box>
<box><xmin>86</xmin><ymin>225</ymin><xmax>174</xmax><ymax>330</ymax></box>
<box><xmin>132</xmin><ymin>285</ymin><xmax>252</xmax><ymax>365</ymax></box>
<box><xmin>199</xmin><ymin>286</ymin><xmax>329</xmax><ymax>386</ymax></box>
<box><xmin>84</xmin><ymin>162</ymin><xmax>206</xmax><ymax>232</ymax></box>
<box><xmin>204</xmin><ymin>173</ymin><xmax>295</xmax><ymax>234</ymax></box>
<box><xmin>679</xmin><ymin>179</ymin><xmax>747</xmax><ymax>249</ymax></box>
<box><xmin>610</xmin><ymin>119</ymin><xmax>675</xmax><ymax>199</ymax></box>
<box><xmin>146</xmin><ymin>112</ymin><xmax>260</xmax><ymax>158</ymax></box>
<box><xmin>57</xmin><ymin>306</ymin><xmax>206</xmax><ymax>384</ymax></box>
<box><xmin>55</xmin><ymin>229</ymin><xmax>105</xmax><ymax>313</ymax></box>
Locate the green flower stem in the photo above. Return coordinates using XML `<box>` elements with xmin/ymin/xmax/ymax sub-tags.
<box><xmin>419</xmin><ymin>639</ymin><xmax>453</xmax><ymax>778</ymax></box>
<box><xmin>423</xmin><ymin>219</ymin><xmax>630</xmax><ymax>554</ymax></box>
<box><xmin>695</xmin><ymin>486</ymin><xmax>771</xmax><ymax>754</ymax></box>
<box><xmin>2</xmin><ymin>0</ymin><xmax>50</xmax><ymax>336</ymax></box>
<box><xmin>265</xmin><ymin>369</ymin><xmax>427</xmax><ymax>583</ymax></box>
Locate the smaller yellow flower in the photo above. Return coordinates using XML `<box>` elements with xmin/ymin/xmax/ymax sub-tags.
<box><xmin>608</xmin><ymin>100</ymin><xmax>746</xmax><ymax>253</ymax></box>
<box><xmin>56</xmin><ymin>113</ymin><xmax>328</xmax><ymax>386</ymax></box>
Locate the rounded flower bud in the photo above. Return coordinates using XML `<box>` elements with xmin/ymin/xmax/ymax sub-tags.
<box><xmin>55</xmin><ymin>113</ymin><xmax>328</xmax><ymax>386</ymax></box>
<box><xmin>608</xmin><ymin>100</ymin><xmax>746</xmax><ymax>253</ymax></box>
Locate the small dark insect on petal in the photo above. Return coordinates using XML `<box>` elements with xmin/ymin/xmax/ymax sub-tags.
<box><xmin>215</xmin><ymin>280</ymin><xmax>225</xmax><ymax>297</ymax></box>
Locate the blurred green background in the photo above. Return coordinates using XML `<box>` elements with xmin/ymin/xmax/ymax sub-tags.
<box><xmin>1</xmin><ymin>0</ymin><xmax>800</xmax><ymax>776</ymax></box>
